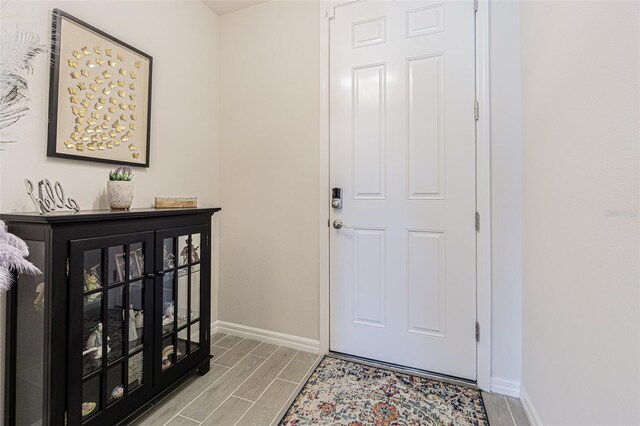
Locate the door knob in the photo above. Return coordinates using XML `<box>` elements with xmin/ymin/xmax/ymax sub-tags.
<box><xmin>333</xmin><ymin>219</ymin><xmax>344</xmax><ymax>229</ymax></box>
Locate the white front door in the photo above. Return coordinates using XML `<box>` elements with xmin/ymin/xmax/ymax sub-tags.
<box><xmin>329</xmin><ymin>0</ymin><xmax>477</xmax><ymax>380</ymax></box>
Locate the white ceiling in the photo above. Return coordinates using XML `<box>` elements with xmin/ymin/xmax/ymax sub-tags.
<box><xmin>202</xmin><ymin>0</ymin><xmax>269</xmax><ymax>15</ymax></box>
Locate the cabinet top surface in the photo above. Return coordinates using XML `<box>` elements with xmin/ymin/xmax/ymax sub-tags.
<box><xmin>0</xmin><ymin>207</ymin><xmax>221</xmax><ymax>224</ymax></box>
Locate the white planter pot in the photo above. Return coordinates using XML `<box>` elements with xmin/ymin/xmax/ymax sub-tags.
<box><xmin>107</xmin><ymin>181</ymin><xmax>134</xmax><ymax>210</ymax></box>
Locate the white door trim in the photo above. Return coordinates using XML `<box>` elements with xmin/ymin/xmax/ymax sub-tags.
<box><xmin>474</xmin><ymin>0</ymin><xmax>491</xmax><ymax>391</ymax></box>
<box><xmin>318</xmin><ymin>0</ymin><xmax>492</xmax><ymax>391</ymax></box>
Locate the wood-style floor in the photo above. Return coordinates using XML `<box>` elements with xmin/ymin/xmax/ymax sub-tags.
<box><xmin>131</xmin><ymin>333</ymin><xmax>321</xmax><ymax>425</ymax></box>
<box><xmin>482</xmin><ymin>391</ymin><xmax>530</xmax><ymax>426</ymax></box>
<box><xmin>131</xmin><ymin>333</ymin><xmax>529</xmax><ymax>426</ymax></box>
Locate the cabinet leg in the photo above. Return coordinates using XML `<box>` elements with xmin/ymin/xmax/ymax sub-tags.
<box><xmin>198</xmin><ymin>361</ymin><xmax>210</xmax><ymax>376</ymax></box>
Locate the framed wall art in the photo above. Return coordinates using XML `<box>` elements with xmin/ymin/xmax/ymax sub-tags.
<box><xmin>47</xmin><ymin>9</ymin><xmax>153</xmax><ymax>167</ymax></box>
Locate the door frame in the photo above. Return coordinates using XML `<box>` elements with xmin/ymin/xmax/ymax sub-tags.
<box><xmin>318</xmin><ymin>0</ymin><xmax>492</xmax><ymax>390</ymax></box>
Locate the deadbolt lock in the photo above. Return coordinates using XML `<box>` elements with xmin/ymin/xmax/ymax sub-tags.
<box><xmin>332</xmin><ymin>187</ymin><xmax>342</xmax><ymax>209</ymax></box>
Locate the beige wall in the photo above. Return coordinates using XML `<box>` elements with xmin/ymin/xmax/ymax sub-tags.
<box><xmin>520</xmin><ymin>1</ymin><xmax>640</xmax><ymax>424</ymax></box>
<box><xmin>0</xmin><ymin>1</ymin><xmax>220</xmax><ymax>212</ymax></box>
<box><xmin>218</xmin><ymin>1</ymin><xmax>321</xmax><ymax>340</ymax></box>
<box><xmin>490</xmin><ymin>0</ymin><xmax>523</xmax><ymax>386</ymax></box>
<box><xmin>0</xmin><ymin>0</ymin><xmax>220</xmax><ymax>414</ymax></box>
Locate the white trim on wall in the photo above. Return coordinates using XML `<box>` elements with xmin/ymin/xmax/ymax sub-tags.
<box><xmin>318</xmin><ymin>0</ymin><xmax>492</xmax><ymax>390</ymax></box>
<box><xmin>520</xmin><ymin>387</ymin><xmax>543</xmax><ymax>426</ymax></box>
<box><xmin>318</xmin><ymin>0</ymin><xmax>331</xmax><ymax>356</ymax></box>
<box><xmin>318</xmin><ymin>0</ymin><xmax>360</xmax><ymax>357</ymax></box>
<box><xmin>475</xmin><ymin>0</ymin><xmax>492</xmax><ymax>392</ymax></box>
<box><xmin>490</xmin><ymin>376</ymin><xmax>520</xmax><ymax>398</ymax></box>
<box><xmin>212</xmin><ymin>321</ymin><xmax>321</xmax><ymax>354</ymax></box>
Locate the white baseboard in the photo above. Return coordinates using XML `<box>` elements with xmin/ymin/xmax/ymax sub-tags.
<box><xmin>490</xmin><ymin>376</ymin><xmax>521</xmax><ymax>397</ymax></box>
<box><xmin>520</xmin><ymin>386</ymin><xmax>542</xmax><ymax>426</ymax></box>
<box><xmin>211</xmin><ymin>320</ymin><xmax>320</xmax><ymax>354</ymax></box>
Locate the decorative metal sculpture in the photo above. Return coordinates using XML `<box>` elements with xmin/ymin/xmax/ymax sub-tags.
<box><xmin>25</xmin><ymin>178</ymin><xmax>80</xmax><ymax>214</ymax></box>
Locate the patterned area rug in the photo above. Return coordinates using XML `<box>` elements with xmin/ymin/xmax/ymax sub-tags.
<box><xmin>280</xmin><ymin>356</ymin><xmax>488</xmax><ymax>426</ymax></box>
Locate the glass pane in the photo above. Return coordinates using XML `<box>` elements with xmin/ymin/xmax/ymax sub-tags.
<box><xmin>163</xmin><ymin>237</ymin><xmax>175</xmax><ymax>271</ymax></box>
<box><xmin>128</xmin><ymin>351</ymin><xmax>143</xmax><ymax>391</ymax></box>
<box><xmin>177</xmin><ymin>270</ymin><xmax>188</xmax><ymax>329</ymax></box>
<box><xmin>191</xmin><ymin>233</ymin><xmax>201</xmax><ymax>264</ymax></box>
<box><xmin>107</xmin><ymin>363</ymin><xmax>124</xmax><ymax>405</ymax></box>
<box><xmin>129</xmin><ymin>242</ymin><xmax>144</xmax><ymax>280</ymax></box>
<box><xmin>15</xmin><ymin>240</ymin><xmax>45</xmax><ymax>426</ymax></box>
<box><xmin>129</xmin><ymin>281</ymin><xmax>144</xmax><ymax>354</ymax></box>
<box><xmin>190</xmin><ymin>322</ymin><xmax>200</xmax><ymax>353</ymax></box>
<box><xmin>83</xmin><ymin>293</ymin><xmax>103</xmax><ymax>376</ymax></box>
<box><xmin>107</xmin><ymin>286</ymin><xmax>124</xmax><ymax>362</ymax></box>
<box><xmin>84</xmin><ymin>249</ymin><xmax>103</xmax><ymax>293</ymax></box>
<box><xmin>178</xmin><ymin>235</ymin><xmax>189</xmax><ymax>267</ymax></box>
<box><xmin>82</xmin><ymin>374</ymin><xmax>100</xmax><ymax>420</ymax></box>
<box><xmin>177</xmin><ymin>329</ymin><xmax>188</xmax><ymax>361</ymax></box>
<box><xmin>162</xmin><ymin>336</ymin><xmax>175</xmax><ymax>371</ymax></box>
<box><xmin>108</xmin><ymin>246</ymin><xmax>125</xmax><ymax>285</ymax></box>
<box><xmin>191</xmin><ymin>264</ymin><xmax>201</xmax><ymax>322</ymax></box>
<box><xmin>162</xmin><ymin>272</ymin><xmax>175</xmax><ymax>334</ymax></box>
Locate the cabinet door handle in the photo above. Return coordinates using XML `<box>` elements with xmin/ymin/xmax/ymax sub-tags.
<box><xmin>146</xmin><ymin>271</ymin><xmax>166</xmax><ymax>279</ymax></box>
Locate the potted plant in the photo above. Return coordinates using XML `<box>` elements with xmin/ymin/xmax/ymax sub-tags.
<box><xmin>107</xmin><ymin>165</ymin><xmax>134</xmax><ymax>210</ymax></box>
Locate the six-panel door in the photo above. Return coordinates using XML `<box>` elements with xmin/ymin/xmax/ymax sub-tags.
<box><xmin>68</xmin><ymin>232</ymin><xmax>154</xmax><ymax>425</ymax></box>
<box><xmin>329</xmin><ymin>0</ymin><xmax>477</xmax><ymax>379</ymax></box>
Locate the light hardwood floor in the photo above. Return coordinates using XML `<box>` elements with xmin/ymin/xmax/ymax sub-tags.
<box><xmin>482</xmin><ymin>391</ymin><xmax>530</xmax><ymax>426</ymax></box>
<box><xmin>130</xmin><ymin>333</ymin><xmax>320</xmax><ymax>426</ymax></box>
<box><xmin>131</xmin><ymin>333</ymin><xmax>529</xmax><ymax>426</ymax></box>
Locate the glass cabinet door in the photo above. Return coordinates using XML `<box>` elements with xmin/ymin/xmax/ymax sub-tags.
<box><xmin>155</xmin><ymin>226</ymin><xmax>208</xmax><ymax>385</ymax></box>
<box><xmin>11</xmin><ymin>240</ymin><xmax>45</xmax><ymax>426</ymax></box>
<box><xmin>69</xmin><ymin>232</ymin><xmax>153</xmax><ymax>424</ymax></box>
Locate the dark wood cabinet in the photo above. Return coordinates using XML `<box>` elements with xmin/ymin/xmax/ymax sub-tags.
<box><xmin>2</xmin><ymin>208</ymin><xmax>220</xmax><ymax>425</ymax></box>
